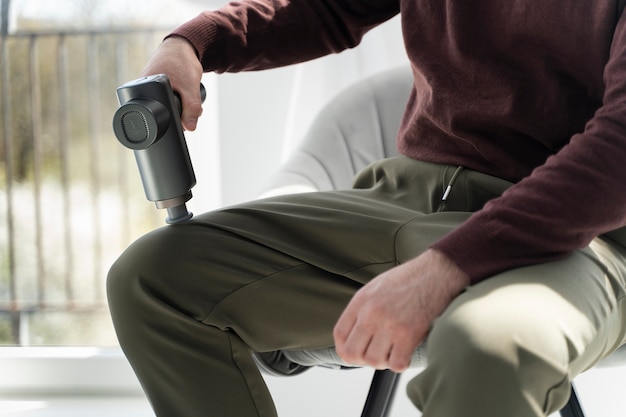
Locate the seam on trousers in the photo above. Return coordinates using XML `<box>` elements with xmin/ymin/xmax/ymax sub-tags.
<box><xmin>340</xmin><ymin>215</ymin><xmax>423</xmax><ymax>276</ymax></box>
<box><xmin>198</xmin><ymin>261</ymin><xmax>310</xmax><ymax>323</ymax></box>
<box><xmin>541</xmin><ymin>370</ymin><xmax>572</xmax><ymax>415</ymax></box>
<box><xmin>392</xmin><ymin>214</ymin><xmax>439</xmax><ymax>262</ymax></box>
<box><xmin>197</xmin><ymin>224</ymin><xmax>409</xmax><ymax>323</ymax></box>
<box><xmin>341</xmin><ymin>259</ymin><xmax>399</xmax><ymax>276</ymax></box>
<box><xmin>203</xmin><ymin>256</ymin><xmax>401</xmax><ymax>327</ymax></box>
<box><xmin>227</xmin><ymin>331</ymin><xmax>275</xmax><ymax>417</ymax></box>
<box><xmin>393</xmin><ymin>215</ymin><xmax>421</xmax><ymax>261</ymax></box>
<box><xmin>615</xmin><ymin>295</ymin><xmax>626</xmax><ymax>349</ymax></box>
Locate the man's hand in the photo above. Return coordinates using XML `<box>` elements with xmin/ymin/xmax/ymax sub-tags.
<box><xmin>141</xmin><ymin>36</ymin><xmax>204</xmax><ymax>131</ymax></box>
<box><xmin>333</xmin><ymin>249</ymin><xmax>470</xmax><ymax>372</ymax></box>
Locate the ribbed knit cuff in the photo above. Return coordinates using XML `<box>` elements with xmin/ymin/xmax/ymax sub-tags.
<box><xmin>430</xmin><ymin>225</ymin><xmax>502</xmax><ymax>284</ymax></box>
<box><xmin>430</xmin><ymin>216</ymin><xmax>566</xmax><ymax>285</ymax></box>
<box><xmin>167</xmin><ymin>13</ymin><xmax>224</xmax><ymax>72</ymax></box>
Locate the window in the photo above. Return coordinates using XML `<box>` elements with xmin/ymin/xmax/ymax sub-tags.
<box><xmin>0</xmin><ymin>0</ymin><xmax>198</xmax><ymax>348</ymax></box>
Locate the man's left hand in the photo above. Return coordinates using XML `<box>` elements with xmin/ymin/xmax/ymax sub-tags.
<box><xmin>333</xmin><ymin>249</ymin><xmax>470</xmax><ymax>372</ymax></box>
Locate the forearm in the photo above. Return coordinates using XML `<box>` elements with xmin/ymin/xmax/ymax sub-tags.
<box><xmin>433</xmin><ymin>15</ymin><xmax>626</xmax><ymax>283</ymax></box>
<box><xmin>168</xmin><ymin>0</ymin><xmax>400</xmax><ymax>73</ymax></box>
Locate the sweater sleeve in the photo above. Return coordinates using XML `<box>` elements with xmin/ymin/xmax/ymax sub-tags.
<box><xmin>431</xmin><ymin>10</ymin><xmax>626</xmax><ymax>283</ymax></box>
<box><xmin>167</xmin><ymin>0</ymin><xmax>400</xmax><ymax>73</ymax></box>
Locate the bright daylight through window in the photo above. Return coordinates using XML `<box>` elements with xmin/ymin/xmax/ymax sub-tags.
<box><xmin>0</xmin><ymin>0</ymin><xmax>206</xmax><ymax>347</ymax></box>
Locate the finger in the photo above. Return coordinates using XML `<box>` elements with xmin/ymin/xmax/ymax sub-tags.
<box><xmin>387</xmin><ymin>343</ymin><xmax>413</xmax><ymax>373</ymax></box>
<box><xmin>180</xmin><ymin>92</ymin><xmax>203</xmax><ymax>131</ymax></box>
<box><xmin>339</xmin><ymin>326</ymin><xmax>373</xmax><ymax>366</ymax></box>
<box><xmin>168</xmin><ymin>75</ymin><xmax>203</xmax><ymax>132</ymax></box>
<box><xmin>362</xmin><ymin>333</ymin><xmax>394</xmax><ymax>370</ymax></box>
<box><xmin>333</xmin><ymin>308</ymin><xmax>356</xmax><ymax>353</ymax></box>
<box><xmin>334</xmin><ymin>311</ymin><xmax>373</xmax><ymax>365</ymax></box>
<box><xmin>387</xmin><ymin>327</ymin><xmax>425</xmax><ymax>372</ymax></box>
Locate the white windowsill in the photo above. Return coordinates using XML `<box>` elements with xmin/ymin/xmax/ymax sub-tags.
<box><xmin>0</xmin><ymin>347</ymin><xmax>623</xmax><ymax>417</ymax></box>
<box><xmin>0</xmin><ymin>347</ymin><xmax>143</xmax><ymax>396</ymax></box>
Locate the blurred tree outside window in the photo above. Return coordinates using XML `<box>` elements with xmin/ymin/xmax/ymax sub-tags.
<box><xmin>0</xmin><ymin>0</ymin><xmax>208</xmax><ymax>346</ymax></box>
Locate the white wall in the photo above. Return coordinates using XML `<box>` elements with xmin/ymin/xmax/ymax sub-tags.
<box><xmin>185</xmin><ymin>16</ymin><xmax>408</xmax><ymax>211</ymax></box>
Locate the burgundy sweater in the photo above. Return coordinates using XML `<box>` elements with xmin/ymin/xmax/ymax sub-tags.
<box><xmin>171</xmin><ymin>0</ymin><xmax>626</xmax><ymax>283</ymax></box>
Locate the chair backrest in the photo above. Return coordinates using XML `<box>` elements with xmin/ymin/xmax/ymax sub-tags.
<box><xmin>262</xmin><ymin>66</ymin><xmax>413</xmax><ymax>196</ymax></box>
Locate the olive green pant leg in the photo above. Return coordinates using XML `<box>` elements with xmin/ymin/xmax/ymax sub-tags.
<box><xmin>107</xmin><ymin>201</ymin><xmax>404</xmax><ymax>417</ymax></box>
<box><xmin>108</xmin><ymin>156</ymin><xmax>626</xmax><ymax>417</ymax></box>
<box><xmin>107</xmin><ymin>226</ymin><xmax>305</xmax><ymax>417</ymax></box>
<box><xmin>406</xmin><ymin>236</ymin><xmax>626</xmax><ymax>417</ymax></box>
<box><xmin>107</xmin><ymin>158</ymin><xmax>460</xmax><ymax>417</ymax></box>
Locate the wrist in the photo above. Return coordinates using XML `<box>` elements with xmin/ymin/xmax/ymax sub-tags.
<box><xmin>162</xmin><ymin>35</ymin><xmax>199</xmax><ymax>58</ymax></box>
<box><xmin>422</xmin><ymin>249</ymin><xmax>470</xmax><ymax>295</ymax></box>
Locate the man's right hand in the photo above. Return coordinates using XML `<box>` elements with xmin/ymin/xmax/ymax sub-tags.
<box><xmin>141</xmin><ymin>36</ymin><xmax>204</xmax><ymax>131</ymax></box>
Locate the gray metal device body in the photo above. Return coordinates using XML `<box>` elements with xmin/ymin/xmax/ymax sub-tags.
<box><xmin>113</xmin><ymin>74</ymin><xmax>199</xmax><ymax>224</ymax></box>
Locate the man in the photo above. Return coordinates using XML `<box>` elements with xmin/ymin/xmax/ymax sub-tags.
<box><xmin>107</xmin><ymin>1</ymin><xmax>626</xmax><ymax>416</ymax></box>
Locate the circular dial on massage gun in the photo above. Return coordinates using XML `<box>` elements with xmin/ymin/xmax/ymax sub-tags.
<box><xmin>113</xmin><ymin>99</ymin><xmax>170</xmax><ymax>150</ymax></box>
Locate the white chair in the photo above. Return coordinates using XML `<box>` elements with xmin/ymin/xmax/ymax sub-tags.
<box><xmin>254</xmin><ymin>66</ymin><xmax>626</xmax><ymax>417</ymax></box>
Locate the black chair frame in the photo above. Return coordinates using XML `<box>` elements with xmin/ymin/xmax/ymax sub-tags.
<box><xmin>361</xmin><ymin>369</ymin><xmax>585</xmax><ymax>417</ymax></box>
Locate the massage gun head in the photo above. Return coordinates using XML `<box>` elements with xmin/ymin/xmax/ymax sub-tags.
<box><xmin>112</xmin><ymin>74</ymin><xmax>205</xmax><ymax>224</ymax></box>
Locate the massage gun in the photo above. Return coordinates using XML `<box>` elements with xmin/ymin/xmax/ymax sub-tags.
<box><xmin>112</xmin><ymin>74</ymin><xmax>205</xmax><ymax>224</ymax></box>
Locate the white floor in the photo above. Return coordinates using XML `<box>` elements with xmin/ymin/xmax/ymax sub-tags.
<box><xmin>1</xmin><ymin>365</ymin><xmax>624</xmax><ymax>417</ymax></box>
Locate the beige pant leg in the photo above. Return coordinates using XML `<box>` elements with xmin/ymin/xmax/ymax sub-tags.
<box><xmin>406</xmin><ymin>237</ymin><xmax>626</xmax><ymax>417</ymax></box>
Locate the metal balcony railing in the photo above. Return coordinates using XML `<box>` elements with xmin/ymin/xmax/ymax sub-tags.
<box><xmin>0</xmin><ymin>27</ymin><xmax>170</xmax><ymax>345</ymax></box>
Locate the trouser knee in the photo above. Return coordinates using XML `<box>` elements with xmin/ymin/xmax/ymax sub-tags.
<box><xmin>107</xmin><ymin>226</ymin><xmax>188</xmax><ymax>335</ymax></box>
<box><xmin>407</xmin><ymin>296</ymin><xmax>572</xmax><ymax>416</ymax></box>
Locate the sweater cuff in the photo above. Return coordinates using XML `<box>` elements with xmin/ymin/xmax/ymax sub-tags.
<box><xmin>167</xmin><ymin>13</ymin><xmax>223</xmax><ymax>72</ymax></box>
<box><xmin>430</xmin><ymin>228</ymin><xmax>499</xmax><ymax>284</ymax></box>
<box><xmin>429</xmin><ymin>219</ymin><xmax>558</xmax><ymax>285</ymax></box>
